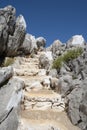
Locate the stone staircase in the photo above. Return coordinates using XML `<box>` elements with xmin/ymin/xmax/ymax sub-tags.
<box><xmin>13</xmin><ymin>52</ymin><xmax>80</xmax><ymax>130</ymax></box>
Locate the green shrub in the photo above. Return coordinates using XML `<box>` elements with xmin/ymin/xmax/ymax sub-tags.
<box><xmin>52</xmin><ymin>56</ymin><xmax>63</xmax><ymax>69</ymax></box>
<box><xmin>63</xmin><ymin>47</ymin><xmax>83</xmax><ymax>63</ymax></box>
<box><xmin>2</xmin><ymin>57</ymin><xmax>14</xmax><ymax>67</ymax></box>
<box><xmin>52</xmin><ymin>47</ymin><xmax>83</xmax><ymax>69</ymax></box>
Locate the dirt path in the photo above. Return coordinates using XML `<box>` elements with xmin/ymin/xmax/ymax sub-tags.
<box><xmin>13</xmin><ymin>52</ymin><xmax>80</xmax><ymax>130</ymax></box>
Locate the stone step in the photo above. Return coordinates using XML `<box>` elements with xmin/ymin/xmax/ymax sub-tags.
<box><xmin>16</xmin><ymin>75</ymin><xmax>51</xmax><ymax>89</ymax></box>
<box><xmin>20</xmin><ymin>64</ymin><xmax>38</xmax><ymax>69</ymax></box>
<box><xmin>14</xmin><ymin>68</ymin><xmax>39</xmax><ymax>76</ymax></box>
<box><xmin>20</xmin><ymin>58</ymin><xmax>39</xmax><ymax>64</ymax></box>
<box><xmin>18</xmin><ymin>118</ymin><xmax>67</xmax><ymax>130</ymax></box>
<box><xmin>24</xmin><ymin>101</ymin><xmax>64</xmax><ymax>111</ymax></box>
<box><xmin>23</xmin><ymin>90</ymin><xmax>65</xmax><ymax>111</ymax></box>
<box><xmin>24</xmin><ymin>89</ymin><xmax>62</xmax><ymax>101</ymax></box>
<box><xmin>21</xmin><ymin>110</ymin><xmax>66</xmax><ymax>120</ymax></box>
<box><xmin>18</xmin><ymin>110</ymin><xmax>80</xmax><ymax>130</ymax></box>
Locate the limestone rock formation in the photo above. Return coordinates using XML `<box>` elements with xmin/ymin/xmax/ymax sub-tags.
<box><xmin>52</xmin><ymin>43</ymin><xmax>87</xmax><ymax>130</ymax></box>
<box><xmin>0</xmin><ymin>75</ymin><xmax>24</xmax><ymax>130</ymax></box>
<box><xmin>66</xmin><ymin>79</ymin><xmax>87</xmax><ymax>130</ymax></box>
<box><xmin>0</xmin><ymin>5</ymin><xmax>16</xmax><ymax>55</ymax></box>
<box><xmin>19</xmin><ymin>33</ymin><xmax>37</xmax><ymax>55</ymax></box>
<box><xmin>0</xmin><ymin>66</ymin><xmax>13</xmax><ymax>87</ymax></box>
<box><xmin>0</xmin><ymin>5</ymin><xmax>46</xmax><ymax>58</ymax></box>
<box><xmin>36</xmin><ymin>37</ymin><xmax>46</xmax><ymax>50</ymax></box>
<box><xmin>67</xmin><ymin>35</ymin><xmax>86</xmax><ymax>48</ymax></box>
<box><xmin>51</xmin><ymin>40</ymin><xmax>62</xmax><ymax>53</ymax></box>
<box><xmin>39</xmin><ymin>51</ymin><xmax>53</xmax><ymax>69</ymax></box>
<box><xmin>7</xmin><ymin>15</ymin><xmax>26</xmax><ymax>56</ymax></box>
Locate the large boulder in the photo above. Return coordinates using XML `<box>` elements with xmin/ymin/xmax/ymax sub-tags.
<box><xmin>19</xmin><ymin>33</ymin><xmax>37</xmax><ymax>54</ymax></box>
<box><xmin>7</xmin><ymin>15</ymin><xmax>26</xmax><ymax>56</ymax></box>
<box><xmin>66</xmin><ymin>35</ymin><xmax>85</xmax><ymax>48</ymax></box>
<box><xmin>0</xmin><ymin>5</ymin><xmax>28</xmax><ymax>57</ymax></box>
<box><xmin>51</xmin><ymin>40</ymin><xmax>62</xmax><ymax>53</ymax></box>
<box><xmin>51</xmin><ymin>40</ymin><xmax>64</xmax><ymax>59</ymax></box>
<box><xmin>39</xmin><ymin>51</ymin><xmax>53</xmax><ymax>70</ymax></box>
<box><xmin>66</xmin><ymin>79</ymin><xmax>87</xmax><ymax>130</ymax></box>
<box><xmin>36</xmin><ymin>37</ymin><xmax>46</xmax><ymax>50</ymax></box>
<box><xmin>0</xmin><ymin>108</ymin><xmax>19</xmax><ymax>130</ymax></box>
<box><xmin>0</xmin><ymin>5</ymin><xmax>16</xmax><ymax>55</ymax></box>
<box><xmin>0</xmin><ymin>77</ymin><xmax>24</xmax><ymax>130</ymax></box>
<box><xmin>58</xmin><ymin>75</ymin><xmax>73</xmax><ymax>96</ymax></box>
<box><xmin>0</xmin><ymin>66</ymin><xmax>13</xmax><ymax>87</ymax></box>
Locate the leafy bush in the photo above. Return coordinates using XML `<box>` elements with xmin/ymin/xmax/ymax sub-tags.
<box><xmin>52</xmin><ymin>56</ymin><xmax>63</xmax><ymax>69</ymax></box>
<box><xmin>52</xmin><ymin>47</ymin><xmax>83</xmax><ymax>69</ymax></box>
<box><xmin>63</xmin><ymin>47</ymin><xmax>83</xmax><ymax>63</ymax></box>
<box><xmin>2</xmin><ymin>57</ymin><xmax>14</xmax><ymax>67</ymax></box>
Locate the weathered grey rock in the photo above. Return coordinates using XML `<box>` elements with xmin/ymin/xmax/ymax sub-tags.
<box><xmin>52</xmin><ymin>40</ymin><xmax>62</xmax><ymax>53</ymax></box>
<box><xmin>0</xmin><ymin>77</ymin><xmax>24</xmax><ymax>130</ymax></box>
<box><xmin>0</xmin><ymin>108</ymin><xmax>18</xmax><ymax>130</ymax></box>
<box><xmin>7</xmin><ymin>15</ymin><xmax>26</xmax><ymax>56</ymax></box>
<box><xmin>19</xmin><ymin>33</ymin><xmax>37</xmax><ymax>54</ymax></box>
<box><xmin>60</xmin><ymin>66</ymin><xmax>70</xmax><ymax>75</ymax></box>
<box><xmin>36</xmin><ymin>37</ymin><xmax>46</xmax><ymax>50</ymax></box>
<box><xmin>51</xmin><ymin>40</ymin><xmax>63</xmax><ymax>59</ymax></box>
<box><xmin>58</xmin><ymin>75</ymin><xmax>73</xmax><ymax>96</ymax></box>
<box><xmin>66</xmin><ymin>35</ymin><xmax>85</xmax><ymax>48</ymax></box>
<box><xmin>50</xmin><ymin>77</ymin><xmax>60</xmax><ymax>92</ymax></box>
<box><xmin>39</xmin><ymin>51</ymin><xmax>53</xmax><ymax>70</ymax></box>
<box><xmin>0</xmin><ymin>5</ymin><xmax>16</xmax><ymax>55</ymax></box>
<box><xmin>49</xmin><ymin>69</ymin><xmax>58</xmax><ymax>78</ymax></box>
<box><xmin>66</xmin><ymin>79</ymin><xmax>87</xmax><ymax>130</ymax></box>
<box><xmin>0</xmin><ymin>66</ymin><xmax>13</xmax><ymax>87</ymax></box>
<box><xmin>69</xmin><ymin>55</ymin><xmax>87</xmax><ymax>80</ymax></box>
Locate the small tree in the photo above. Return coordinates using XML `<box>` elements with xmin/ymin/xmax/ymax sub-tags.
<box><xmin>52</xmin><ymin>47</ymin><xmax>83</xmax><ymax>69</ymax></box>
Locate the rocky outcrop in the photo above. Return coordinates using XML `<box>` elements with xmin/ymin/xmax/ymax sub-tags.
<box><xmin>47</xmin><ymin>35</ymin><xmax>85</xmax><ymax>60</ymax></box>
<box><xmin>51</xmin><ymin>44</ymin><xmax>87</xmax><ymax>130</ymax></box>
<box><xmin>0</xmin><ymin>66</ymin><xmax>13</xmax><ymax>87</ymax></box>
<box><xmin>0</xmin><ymin>5</ymin><xmax>46</xmax><ymax>58</ymax></box>
<box><xmin>0</xmin><ymin>5</ymin><xmax>16</xmax><ymax>56</ymax></box>
<box><xmin>66</xmin><ymin>79</ymin><xmax>87</xmax><ymax>130</ymax></box>
<box><xmin>47</xmin><ymin>40</ymin><xmax>66</xmax><ymax>59</ymax></box>
<box><xmin>0</xmin><ymin>5</ymin><xmax>26</xmax><ymax>57</ymax></box>
<box><xmin>7</xmin><ymin>15</ymin><xmax>26</xmax><ymax>56</ymax></box>
<box><xmin>0</xmin><ymin>58</ymin><xmax>24</xmax><ymax>130</ymax></box>
<box><xmin>39</xmin><ymin>51</ymin><xmax>53</xmax><ymax>70</ymax></box>
<box><xmin>19</xmin><ymin>33</ymin><xmax>37</xmax><ymax>55</ymax></box>
<box><xmin>0</xmin><ymin>74</ymin><xmax>24</xmax><ymax>130</ymax></box>
<box><xmin>36</xmin><ymin>37</ymin><xmax>46</xmax><ymax>50</ymax></box>
<box><xmin>66</xmin><ymin>35</ymin><xmax>86</xmax><ymax>48</ymax></box>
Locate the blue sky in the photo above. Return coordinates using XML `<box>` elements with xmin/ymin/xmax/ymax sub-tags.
<box><xmin>0</xmin><ymin>0</ymin><xmax>87</xmax><ymax>46</ymax></box>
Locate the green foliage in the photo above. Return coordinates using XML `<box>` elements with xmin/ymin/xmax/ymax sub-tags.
<box><xmin>52</xmin><ymin>56</ymin><xmax>63</xmax><ymax>69</ymax></box>
<box><xmin>63</xmin><ymin>47</ymin><xmax>83</xmax><ymax>63</ymax></box>
<box><xmin>52</xmin><ymin>47</ymin><xmax>83</xmax><ymax>69</ymax></box>
<box><xmin>2</xmin><ymin>57</ymin><xmax>14</xmax><ymax>67</ymax></box>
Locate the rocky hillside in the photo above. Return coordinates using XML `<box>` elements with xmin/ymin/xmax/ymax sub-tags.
<box><xmin>0</xmin><ymin>5</ymin><xmax>87</xmax><ymax>130</ymax></box>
